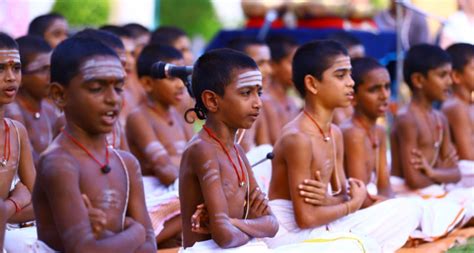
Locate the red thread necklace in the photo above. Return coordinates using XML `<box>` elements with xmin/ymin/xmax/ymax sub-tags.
<box><xmin>203</xmin><ymin>125</ymin><xmax>246</xmax><ymax>187</ymax></box>
<box><xmin>62</xmin><ymin>129</ymin><xmax>111</xmax><ymax>174</ymax></box>
<box><xmin>1</xmin><ymin>119</ymin><xmax>10</xmax><ymax>167</ymax></box>
<box><xmin>353</xmin><ymin>116</ymin><xmax>379</xmax><ymax>149</ymax></box>
<box><xmin>304</xmin><ymin>110</ymin><xmax>331</xmax><ymax>142</ymax></box>
<box><xmin>17</xmin><ymin>97</ymin><xmax>41</xmax><ymax>119</ymax></box>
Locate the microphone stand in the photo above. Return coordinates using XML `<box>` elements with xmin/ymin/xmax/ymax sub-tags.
<box><xmin>251</xmin><ymin>152</ymin><xmax>274</xmax><ymax>168</ymax></box>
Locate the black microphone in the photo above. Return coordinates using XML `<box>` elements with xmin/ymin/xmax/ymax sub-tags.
<box><xmin>151</xmin><ymin>61</ymin><xmax>193</xmax><ymax>80</ymax></box>
<box><xmin>251</xmin><ymin>152</ymin><xmax>275</xmax><ymax>168</ymax></box>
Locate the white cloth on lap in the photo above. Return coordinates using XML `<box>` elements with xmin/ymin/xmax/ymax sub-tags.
<box><xmin>4</xmin><ymin>227</ymin><xmax>56</xmax><ymax>253</ymax></box>
<box><xmin>266</xmin><ymin>198</ymin><xmax>421</xmax><ymax>253</ymax></box>
<box><xmin>179</xmin><ymin>239</ymin><xmax>270</xmax><ymax>253</ymax></box>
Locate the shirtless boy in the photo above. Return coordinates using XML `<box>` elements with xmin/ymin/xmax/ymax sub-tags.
<box><xmin>5</xmin><ymin>36</ymin><xmax>57</xmax><ymax>167</ymax></box>
<box><xmin>0</xmin><ymin>33</ymin><xmax>38</xmax><ymax>253</ymax></box>
<box><xmin>442</xmin><ymin>43</ymin><xmax>474</xmax><ymax>180</ymax></box>
<box><xmin>33</xmin><ymin>37</ymin><xmax>155</xmax><ymax>252</ymax></box>
<box><xmin>179</xmin><ymin>48</ymin><xmax>278</xmax><ymax>251</ymax></box>
<box><xmin>127</xmin><ymin>44</ymin><xmax>193</xmax><ymax>246</ymax></box>
<box><xmin>267</xmin><ymin>40</ymin><xmax>419</xmax><ymax>252</ymax></box>
<box><xmin>341</xmin><ymin>57</ymin><xmax>393</xmax><ymax>208</ymax></box>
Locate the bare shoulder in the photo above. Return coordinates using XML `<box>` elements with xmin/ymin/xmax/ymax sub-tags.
<box><xmin>8</xmin><ymin>118</ymin><xmax>28</xmax><ymax>139</ymax></box>
<box><xmin>127</xmin><ymin>104</ymin><xmax>147</xmax><ymax>121</ymax></box>
<box><xmin>182</xmin><ymin>135</ymin><xmax>218</xmax><ymax>171</ymax></box>
<box><xmin>278</xmin><ymin>126</ymin><xmax>311</xmax><ymax>152</ymax></box>
<box><xmin>441</xmin><ymin>99</ymin><xmax>465</xmax><ymax>120</ymax></box>
<box><xmin>395</xmin><ymin>106</ymin><xmax>416</xmax><ymax>127</ymax></box>
<box><xmin>37</xmin><ymin>145</ymin><xmax>79</xmax><ymax>182</ymax></box>
<box><xmin>340</xmin><ymin>121</ymin><xmax>365</xmax><ymax>141</ymax></box>
<box><xmin>114</xmin><ymin>149</ymin><xmax>141</xmax><ymax>171</ymax></box>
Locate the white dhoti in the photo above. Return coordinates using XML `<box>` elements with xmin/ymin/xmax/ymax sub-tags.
<box><xmin>458</xmin><ymin>160</ymin><xmax>474</xmax><ymax>187</ymax></box>
<box><xmin>391</xmin><ymin>176</ymin><xmax>472</xmax><ymax>240</ymax></box>
<box><xmin>266</xmin><ymin>198</ymin><xmax>421</xmax><ymax>253</ymax></box>
<box><xmin>179</xmin><ymin>239</ymin><xmax>270</xmax><ymax>253</ymax></box>
<box><xmin>4</xmin><ymin>227</ymin><xmax>56</xmax><ymax>253</ymax></box>
<box><xmin>142</xmin><ymin>176</ymin><xmax>180</xmax><ymax>236</ymax></box>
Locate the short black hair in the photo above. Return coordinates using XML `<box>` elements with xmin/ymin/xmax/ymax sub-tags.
<box><xmin>189</xmin><ymin>48</ymin><xmax>258</xmax><ymax>121</ymax></box>
<box><xmin>327</xmin><ymin>31</ymin><xmax>362</xmax><ymax>49</ymax></box>
<box><xmin>227</xmin><ymin>37</ymin><xmax>266</xmax><ymax>53</ymax></box>
<box><xmin>123</xmin><ymin>23</ymin><xmax>150</xmax><ymax>38</ymax></box>
<box><xmin>150</xmin><ymin>26</ymin><xmax>187</xmax><ymax>46</ymax></box>
<box><xmin>267</xmin><ymin>34</ymin><xmax>298</xmax><ymax>63</ymax></box>
<box><xmin>0</xmin><ymin>32</ymin><xmax>18</xmax><ymax>50</ymax></box>
<box><xmin>16</xmin><ymin>35</ymin><xmax>52</xmax><ymax>72</ymax></box>
<box><xmin>446</xmin><ymin>43</ymin><xmax>474</xmax><ymax>73</ymax></box>
<box><xmin>351</xmin><ymin>57</ymin><xmax>385</xmax><ymax>92</ymax></box>
<box><xmin>403</xmin><ymin>44</ymin><xmax>451</xmax><ymax>90</ymax></box>
<box><xmin>136</xmin><ymin>44</ymin><xmax>183</xmax><ymax>78</ymax></box>
<box><xmin>99</xmin><ymin>25</ymin><xmax>133</xmax><ymax>39</ymax></box>
<box><xmin>74</xmin><ymin>28</ymin><xmax>124</xmax><ymax>51</ymax></box>
<box><xmin>28</xmin><ymin>13</ymin><xmax>65</xmax><ymax>37</ymax></box>
<box><xmin>50</xmin><ymin>37</ymin><xmax>119</xmax><ymax>86</ymax></box>
<box><xmin>292</xmin><ymin>40</ymin><xmax>348</xmax><ymax>97</ymax></box>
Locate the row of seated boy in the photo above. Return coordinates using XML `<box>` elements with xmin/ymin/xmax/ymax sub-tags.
<box><xmin>0</xmin><ymin>13</ymin><xmax>473</xmax><ymax>253</ymax></box>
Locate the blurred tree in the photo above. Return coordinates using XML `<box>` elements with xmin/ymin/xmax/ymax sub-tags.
<box><xmin>52</xmin><ymin>0</ymin><xmax>110</xmax><ymax>27</ymax></box>
<box><xmin>158</xmin><ymin>0</ymin><xmax>221</xmax><ymax>41</ymax></box>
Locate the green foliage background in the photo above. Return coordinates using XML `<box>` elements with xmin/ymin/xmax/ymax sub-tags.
<box><xmin>52</xmin><ymin>0</ymin><xmax>110</xmax><ymax>27</ymax></box>
<box><xmin>157</xmin><ymin>0</ymin><xmax>221</xmax><ymax>41</ymax></box>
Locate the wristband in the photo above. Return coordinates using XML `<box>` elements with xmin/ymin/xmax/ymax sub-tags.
<box><xmin>6</xmin><ymin>198</ymin><xmax>21</xmax><ymax>213</ymax></box>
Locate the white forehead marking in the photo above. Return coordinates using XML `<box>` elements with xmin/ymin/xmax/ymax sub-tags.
<box><xmin>334</xmin><ymin>66</ymin><xmax>352</xmax><ymax>72</ymax></box>
<box><xmin>80</xmin><ymin>59</ymin><xmax>125</xmax><ymax>81</ymax></box>
<box><xmin>236</xmin><ymin>70</ymin><xmax>262</xmax><ymax>89</ymax></box>
<box><xmin>25</xmin><ymin>52</ymin><xmax>51</xmax><ymax>72</ymax></box>
<box><xmin>0</xmin><ymin>50</ymin><xmax>20</xmax><ymax>63</ymax></box>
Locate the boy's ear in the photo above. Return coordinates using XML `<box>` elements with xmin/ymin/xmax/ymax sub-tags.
<box><xmin>201</xmin><ymin>90</ymin><xmax>219</xmax><ymax>113</ymax></box>
<box><xmin>450</xmin><ymin>70</ymin><xmax>462</xmax><ymax>85</ymax></box>
<box><xmin>304</xmin><ymin>74</ymin><xmax>319</xmax><ymax>95</ymax></box>
<box><xmin>410</xmin><ymin>72</ymin><xmax>425</xmax><ymax>89</ymax></box>
<box><xmin>49</xmin><ymin>82</ymin><xmax>66</xmax><ymax>108</ymax></box>
<box><xmin>140</xmin><ymin>76</ymin><xmax>154</xmax><ymax>93</ymax></box>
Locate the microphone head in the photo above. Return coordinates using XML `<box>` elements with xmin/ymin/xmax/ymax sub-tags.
<box><xmin>151</xmin><ymin>61</ymin><xmax>167</xmax><ymax>79</ymax></box>
<box><xmin>266</xmin><ymin>152</ymin><xmax>275</xmax><ymax>160</ymax></box>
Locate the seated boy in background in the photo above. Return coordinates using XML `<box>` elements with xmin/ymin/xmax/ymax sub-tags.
<box><xmin>340</xmin><ymin>57</ymin><xmax>394</xmax><ymax>208</ymax></box>
<box><xmin>6</xmin><ymin>35</ymin><xmax>58</xmax><ymax>167</ymax></box>
<box><xmin>127</xmin><ymin>44</ymin><xmax>193</xmax><ymax>247</ymax></box>
<box><xmin>442</xmin><ymin>43</ymin><xmax>474</xmax><ymax>186</ymax></box>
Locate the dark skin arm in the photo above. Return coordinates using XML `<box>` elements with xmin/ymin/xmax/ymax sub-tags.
<box><xmin>8</xmin><ymin>121</ymin><xmax>36</xmax><ymax>223</ymax></box>
<box><xmin>190</xmin><ymin>143</ymin><xmax>275</xmax><ymax>248</ymax></box>
<box><xmin>126</xmin><ymin>110</ymin><xmax>178</xmax><ymax>185</ymax></box>
<box><xmin>442</xmin><ymin>104</ymin><xmax>473</xmax><ymax>160</ymax></box>
<box><xmin>121</xmin><ymin>151</ymin><xmax>157</xmax><ymax>253</ymax></box>
<box><xmin>411</xmin><ymin>114</ymin><xmax>461</xmax><ymax>184</ymax></box>
<box><xmin>39</xmin><ymin>154</ymin><xmax>146</xmax><ymax>253</ymax></box>
<box><xmin>229</xmin><ymin>146</ymin><xmax>278</xmax><ymax>238</ymax></box>
<box><xmin>375</xmin><ymin>127</ymin><xmax>394</xmax><ymax>198</ymax></box>
<box><xmin>396</xmin><ymin>113</ymin><xmax>437</xmax><ymax>189</ymax></box>
<box><xmin>282</xmin><ymin>131</ymin><xmax>365</xmax><ymax>229</ymax></box>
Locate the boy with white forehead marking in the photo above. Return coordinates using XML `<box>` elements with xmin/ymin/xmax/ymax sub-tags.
<box><xmin>33</xmin><ymin>37</ymin><xmax>156</xmax><ymax>252</ymax></box>
<box><xmin>179</xmin><ymin>48</ymin><xmax>278</xmax><ymax>252</ymax></box>
<box><xmin>0</xmin><ymin>33</ymin><xmax>40</xmax><ymax>253</ymax></box>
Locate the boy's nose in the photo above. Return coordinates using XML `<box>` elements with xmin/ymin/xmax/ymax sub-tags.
<box><xmin>381</xmin><ymin>87</ymin><xmax>390</xmax><ymax>100</ymax></box>
<box><xmin>5</xmin><ymin>68</ymin><xmax>17</xmax><ymax>82</ymax></box>
<box><xmin>105</xmin><ymin>86</ymin><xmax>121</xmax><ymax>105</ymax></box>
<box><xmin>347</xmin><ymin>76</ymin><xmax>355</xmax><ymax>87</ymax></box>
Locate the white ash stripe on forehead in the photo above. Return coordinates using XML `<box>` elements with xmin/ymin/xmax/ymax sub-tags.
<box><xmin>82</xmin><ymin>68</ymin><xmax>125</xmax><ymax>81</ymax></box>
<box><xmin>81</xmin><ymin>59</ymin><xmax>123</xmax><ymax>70</ymax></box>
<box><xmin>236</xmin><ymin>70</ymin><xmax>262</xmax><ymax>88</ymax></box>
<box><xmin>0</xmin><ymin>50</ymin><xmax>20</xmax><ymax>62</ymax></box>
<box><xmin>25</xmin><ymin>53</ymin><xmax>51</xmax><ymax>72</ymax></box>
<box><xmin>238</xmin><ymin>70</ymin><xmax>261</xmax><ymax>79</ymax></box>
